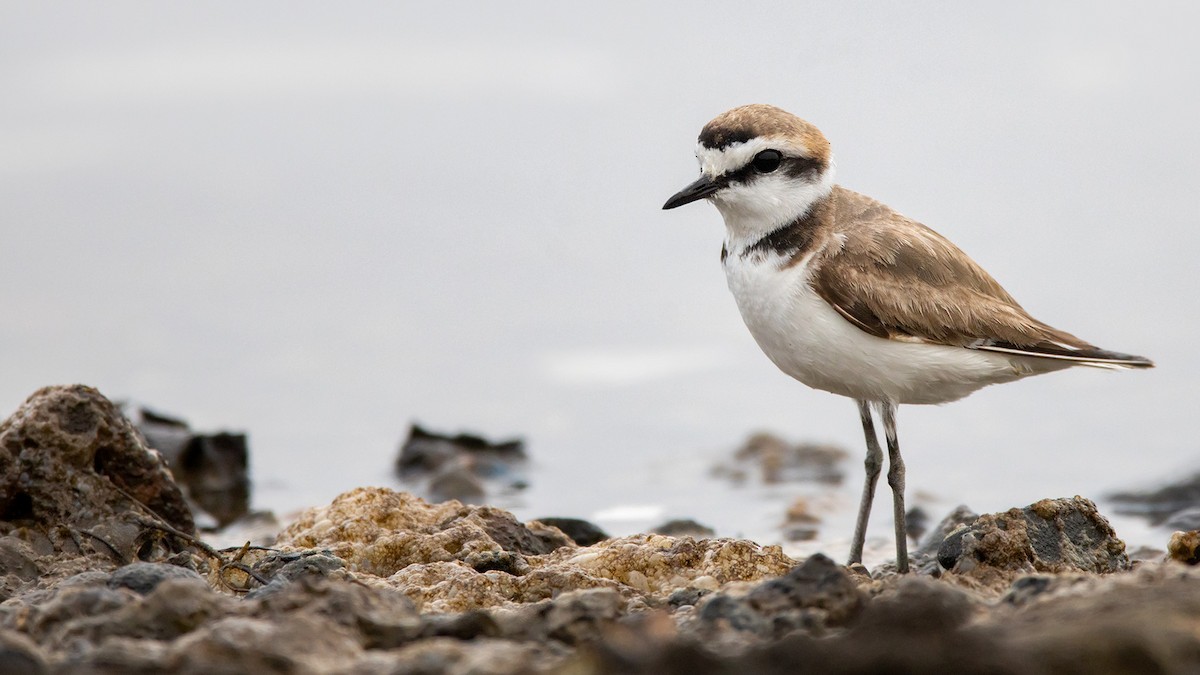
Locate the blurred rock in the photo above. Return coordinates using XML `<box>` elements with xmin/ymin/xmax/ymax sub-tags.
<box><xmin>108</xmin><ymin>561</ymin><xmax>205</xmax><ymax>595</ymax></box>
<box><xmin>904</xmin><ymin>506</ymin><xmax>930</xmax><ymax>544</ymax></box>
<box><xmin>1110</xmin><ymin>471</ymin><xmax>1200</xmax><ymax>527</ymax></box>
<box><xmin>535</xmin><ymin>518</ymin><xmax>609</xmax><ymax>547</ymax></box>
<box><xmin>395</xmin><ymin>424</ymin><xmax>528</xmax><ymax>504</ymax></box>
<box><xmin>651</xmin><ymin>519</ymin><xmax>714</xmax><ymax>538</ymax></box>
<box><xmin>712</xmin><ymin>432</ymin><xmax>847</xmax><ymax>486</ymax></box>
<box><xmin>0</xmin><ymin>630</ymin><xmax>45</xmax><ymax>675</ymax></box>
<box><xmin>1168</xmin><ymin>530</ymin><xmax>1200</xmax><ymax>565</ymax></box>
<box><xmin>937</xmin><ymin>497</ymin><xmax>1129</xmax><ymax>590</ymax></box>
<box><xmin>781</xmin><ymin>498</ymin><xmax>821</xmax><ymax>542</ymax></box>
<box><xmin>1165</xmin><ymin>506</ymin><xmax>1200</xmax><ymax>532</ymax></box>
<box><xmin>131</xmin><ymin>406</ymin><xmax>251</xmax><ymax>529</ymax></box>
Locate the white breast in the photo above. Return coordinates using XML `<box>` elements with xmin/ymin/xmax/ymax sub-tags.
<box><xmin>721</xmin><ymin>248</ymin><xmax>1050</xmax><ymax>405</ymax></box>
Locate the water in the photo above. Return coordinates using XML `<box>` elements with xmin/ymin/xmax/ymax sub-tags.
<box><xmin>2</xmin><ymin>2</ymin><xmax>1196</xmax><ymax>556</ymax></box>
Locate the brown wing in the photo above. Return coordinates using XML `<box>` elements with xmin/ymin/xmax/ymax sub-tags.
<box><xmin>811</xmin><ymin>188</ymin><xmax>1146</xmax><ymax>364</ymax></box>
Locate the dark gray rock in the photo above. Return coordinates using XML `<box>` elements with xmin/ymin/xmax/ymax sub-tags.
<box><xmin>651</xmin><ymin>519</ymin><xmax>715</xmax><ymax>538</ymax></box>
<box><xmin>917</xmin><ymin>504</ymin><xmax>979</xmax><ymax>559</ymax></box>
<box><xmin>242</xmin><ymin>550</ymin><xmax>347</xmax><ymax>600</ymax></box>
<box><xmin>419</xmin><ymin>610</ymin><xmax>501</xmax><ymax>641</ymax></box>
<box><xmin>904</xmin><ymin>506</ymin><xmax>930</xmax><ymax>544</ymax></box>
<box><xmin>545</xmin><ymin>588</ymin><xmax>627</xmax><ymax>646</ymax></box>
<box><xmin>697</xmin><ymin>553</ymin><xmax>865</xmax><ymax>640</ymax></box>
<box><xmin>252</xmin><ymin>549</ymin><xmax>345</xmax><ymax>582</ymax></box>
<box><xmin>133</xmin><ymin>407</ymin><xmax>251</xmax><ymax>529</ymax></box>
<box><xmin>535</xmin><ymin>518</ymin><xmax>609</xmax><ymax>547</ymax></box>
<box><xmin>395</xmin><ymin>424</ymin><xmax>527</xmax><ymax>504</ymax></box>
<box><xmin>108</xmin><ymin>562</ymin><xmax>204</xmax><ymax>595</ymax></box>
<box><xmin>464</xmin><ymin>550</ymin><xmax>530</xmax><ymax>575</ymax></box>
<box><xmin>473</xmin><ymin>507</ymin><xmax>573</xmax><ymax>555</ymax></box>
<box><xmin>667</xmin><ymin>587</ymin><xmax>710</xmax><ymax>609</ymax></box>
<box><xmin>249</xmin><ymin>577</ymin><xmax>421</xmax><ymax>651</ymax></box>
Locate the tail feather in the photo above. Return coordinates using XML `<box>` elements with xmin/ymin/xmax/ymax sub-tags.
<box><xmin>973</xmin><ymin>341</ymin><xmax>1154</xmax><ymax>369</ymax></box>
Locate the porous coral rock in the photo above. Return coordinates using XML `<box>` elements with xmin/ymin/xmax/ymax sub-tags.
<box><xmin>278</xmin><ymin>488</ymin><xmax>571</xmax><ymax>577</ymax></box>
<box><xmin>0</xmin><ymin>386</ymin><xmax>198</xmax><ymax>602</ymax></box>
<box><xmin>278</xmin><ymin>488</ymin><xmax>797</xmax><ymax>612</ymax></box>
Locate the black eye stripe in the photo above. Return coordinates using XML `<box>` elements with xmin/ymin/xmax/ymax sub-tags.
<box><xmin>723</xmin><ymin>155</ymin><xmax>824</xmax><ymax>185</ymax></box>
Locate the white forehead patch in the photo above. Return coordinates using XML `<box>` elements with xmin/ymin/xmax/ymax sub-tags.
<box><xmin>695</xmin><ymin>136</ymin><xmax>825</xmax><ymax>178</ymax></box>
<box><xmin>696</xmin><ymin>138</ymin><xmax>782</xmax><ymax>177</ymax></box>
<box><xmin>693</xmin><ymin>138</ymin><xmax>837</xmax><ymax>239</ymax></box>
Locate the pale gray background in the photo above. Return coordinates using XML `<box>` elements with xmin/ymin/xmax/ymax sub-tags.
<box><xmin>2</xmin><ymin>2</ymin><xmax>1195</xmax><ymax>552</ymax></box>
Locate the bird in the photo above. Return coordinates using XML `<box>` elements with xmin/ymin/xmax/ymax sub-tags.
<box><xmin>662</xmin><ymin>104</ymin><xmax>1153</xmax><ymax>573</ymax></box>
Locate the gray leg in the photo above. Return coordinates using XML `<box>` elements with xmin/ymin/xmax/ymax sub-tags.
<box><xmin>847</xmin><ymin>399</ymin><xmax>884</xmax><ymax>565</ymax></box>
<box><xmin>880</xmin><ymin>401</ymin><xmax>909</xmax><ymax>573</ymax></box>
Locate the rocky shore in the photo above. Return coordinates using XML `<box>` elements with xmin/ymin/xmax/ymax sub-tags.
<box><xmin>1</xmin><ymin>385</ymin><xmax>1197</xmax><ymax>674</ymax></box>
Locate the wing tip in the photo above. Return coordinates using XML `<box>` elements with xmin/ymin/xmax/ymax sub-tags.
<box><xmin>976</xmin><ymin>343</ymin><xmax>1155</xmax><ymax>369</ymax></box>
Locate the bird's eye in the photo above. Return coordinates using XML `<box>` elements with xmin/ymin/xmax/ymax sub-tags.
<box><xmin>751</xmin><ymin>149</ymin><xmax>783</xmax><ymax>173</ymax></box>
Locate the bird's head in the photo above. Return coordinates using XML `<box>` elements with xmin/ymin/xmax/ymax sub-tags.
<box><xmin>663</xmin><ymin>104</ymin><xmax>835</xmax><ymax>240</ymax></box>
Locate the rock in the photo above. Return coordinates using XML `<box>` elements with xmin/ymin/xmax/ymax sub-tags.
<box><xmin>395</xmin><ymin>424</ymin><xmax>527</xmax><ymax>504</ymax></box>
<box><xmin>428</xmin><ymin>466</ymin><xmax>487</xmax><ymax>505</ymax></box>
<box><xmin>420</xmin><ymin>610</ymin><xmax>501</xmax><ymax>641</ymax></box>
<box><xmin>277</xmin><ymin>487</ymin><xmax>573</xmax><ymax>578</ymax></box>
<box><xmin>250</xmin><ymin>576</ymin><xmax>422</xmax><ymax>650</ymax></box>
<box><xmin>904</xmin><ymin>506</ymin><xmax>930</xmax><ymax>544</ymax></box>
<box><xmin>650</xmin><ymin>519</ymin><xmax>714</xmax><ymax>538</ymax></box>
<box><xmin>990</xmin><ymin>561</ymin><xmax>1200</xmax><ymax>674</ymax></box>
<box><xmin>1110</xmin><ymin>471</ymin><xmax>1200</xmax><ymax>525</ymax></box>
<box><xmin>348</xmin><ymin>638</ymin><xmax>560</xmax><ymax>675</ymax></box>
<box><xmin>133</xmin><ymin>406</ymin><xmax>252</xmax><ymax>529</ymax></box>
<box><xmin>279</xmin><ymin>487</ymin><xmax>795</xmax><ymax>613</ymax></box>
<box><xmin>937</xmin><ymin>497</ymin><xmax>1129</xmax><ymax>589</ymax></box>
<box><xmin>713</xmin><ymin>432</ymin><xmax>847</xmax><ymax>486</ymax></box>
<box><xmin>1168</xmin><ymin>530</ymin><xmax>1200</xmax><ymax>565</ymax></box>
<box><xmin>0</xmin><ymin>630</ymin><xmax>46</xmax><ymax>675</ymax></box>
<box><xmin>535</xmin><ymin>518</ymin><xmax>609</xmax><ymax>547</ymax></box>
<box><xmin>0</xmin><ymin>386</ymin><xmax>196</xmax><ymax>597</ymax></box>
<box><xmin>63</xmin><ymin>637</ymin><xmax>168</xmax><ymax>674</ymax></box>
<box><xmin>916</xmin><ymin>504</ymin><xmax>979</xmax><ymax>559</ymax></box>
<box><xmin>108</xmin><ymin>562</ymin><xmax>205</xmax><ymax>595</ymax></box>
<box><xmin>165</xmin><ymin>615</ymin><xmax>363</xmax><ymax>674</ymax></box>
<box><xmin>781</xmin><ymin>498</ymin><xmax>821</xmax><ymax>542</ymax></box>
<box><xmin>544</xmin><ymin>588</ymin><xmax>627</xmax><ymax>645</ymax></box>
<box><xmin>694</xmin><ymin>553</ymin><xmax>865</xmax><ymax>641</ymax></box>
<box><xmin>48</xmin><ymin>577</ymin><xmax>230</xmax><ymax>651</ymax></box>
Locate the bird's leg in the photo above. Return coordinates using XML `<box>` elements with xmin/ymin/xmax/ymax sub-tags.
<box><xmin>848</xmin><ymin>399</ymin><xmax>883</xmax><ymax>566</ymax></box>
<box><xmin>880</xmin><ymin>400</ymin><xmax>909</xmax><ymax>573</ymax></box>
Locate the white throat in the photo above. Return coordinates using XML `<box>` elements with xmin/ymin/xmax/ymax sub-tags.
<box><xmin>695</xmin><ymin>140</ymin><xmax>835</xmax><ymax>248</ymax></box>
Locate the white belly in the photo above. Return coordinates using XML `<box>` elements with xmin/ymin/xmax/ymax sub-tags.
<box><xmin>722</xmin><ymin>250</ymin><xmax>1054</xmax><ymax>405</ymax></box>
